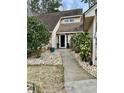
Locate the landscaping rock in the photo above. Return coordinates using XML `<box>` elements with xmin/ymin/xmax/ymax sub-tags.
<box><xmin>27</xmin><ymin>50</ymin><xmax>62</xmax><ymax>65</ymax></box>
<box><xmin>70</xmin><ymin>50</ymin><xmax>97</xmax><ymax>78</ymax></box>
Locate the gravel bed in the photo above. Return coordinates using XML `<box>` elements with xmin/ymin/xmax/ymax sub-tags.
<box><xmin>27</xmin><ymin>50</ymin><xmax>62</xmax><ymax>65</ymax></box>
<box><xmin>27</xmin><ymin>49</ymin><xmax>67</xmax><ymax>93</ymax></box>
<box><xmin>70</xmin><ymin>50</ymin><xmax>97</xmax><ymax>78</ymax></box>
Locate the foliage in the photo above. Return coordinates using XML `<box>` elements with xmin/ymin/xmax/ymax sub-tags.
<box><xmin>79</xmin><ymin>33</ymin><xmax>91</xmax><ymax>61</ymax></box>
<box><xmin>81</xmin><ymin>0</ymin><xmax>89</xmax><ymax>3</ymax></box>
<box><xmin>70</xmin><ymin>32</ymin><xmax>91</xmax><ymax>61</ymax></box>
<box><xmin>30</xmin><ymin>0</ymin><xmax>40</xmax><ymax>13</ymax></box>
<box><xmin>27</xmin><ymin>16</ymin><xmax>50</xmax><ymax>57</ymax></box>
<box><xmin>81</xmin><ymin>0</ymin><xmax>96</xmax><ymax>8</ymax></box>
<box><xmin>30</xmin><ymin>0</ymin><xmax>62</xmax><ymax>14</ymax></box>
<box><xmin>70</xmin><ymin>33</ymin><xmax>84</xmax><ymax>53</ymax></box>
<box><xmin>47</xmin><ymin>0</ymin><xmax>62</xmax><ymax>13</ymax></box>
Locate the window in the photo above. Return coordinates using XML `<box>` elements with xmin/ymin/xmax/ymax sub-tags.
<box><xmin>64</xmin><ymin>18</ymin><xmax>74</xmax><ymax>23</ymax></box>
<box><xmin>70</xmin><ymin>19</ymin><xmax>74</xmax><ymax>22</ymax></box>
<box><xmin>64</xmin><ymin>19</ymin><xmax>69</xmax><ymax>22</ymax></box>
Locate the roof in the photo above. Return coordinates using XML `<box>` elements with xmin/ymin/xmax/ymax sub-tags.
<box><xmin>57</xmin><ymin>15</ymin><xmax>83</xmax><ymax>33</ymax></box>
<box><xmin>57</xmin><ymin>23</ymin><xmax>83</xmax><ymax>33</ymax></box>
<box><xmin>37</xmin><ymin>9</ymin><xmax>82</xmax><ymax>31</ymax></box>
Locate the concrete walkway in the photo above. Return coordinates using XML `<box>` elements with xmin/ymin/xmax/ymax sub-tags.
<box><xmin>60</xmin><ymin>49</ymin><xmax>97</xmax><ymax>93</ymax></box>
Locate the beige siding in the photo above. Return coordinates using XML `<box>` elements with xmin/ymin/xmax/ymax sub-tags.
<box><xmin>88</xmin><ymin>21</ymin><xmax>93</xmax><ymax>38</ymax></box>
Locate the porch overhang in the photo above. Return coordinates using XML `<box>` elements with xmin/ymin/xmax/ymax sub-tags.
<box><xmin>56</xmin><ymin>31</ymin><xmax>83</xmax><ymax>34</ymax></box>
<box><xmin>83</xmin><ymin>16</ymin><xmax>94</xmax><ymax>31</ymax></box>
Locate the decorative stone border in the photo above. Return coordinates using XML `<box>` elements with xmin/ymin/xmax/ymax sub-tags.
<box><xmin>70</xmin><ymin>50</ymin><xmax>97</xmax><ymax>78</ymax></box>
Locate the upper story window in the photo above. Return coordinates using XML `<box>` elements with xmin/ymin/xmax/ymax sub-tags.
<box><xmin>62</xmin><ymin>17</ymin><xmax>80</xmax><ymax>24</ymax></box>
<box><xmin>70</xmin><ymin>18</ymin><xmax>74</xmax><ymax>22</ymax></box>
<box><xmin>64</xmin><ymin>18</ymin><xmax>74</xmax><ymax>23</ymax></box>
<box><xmin>64</xmin><ymin>19</ymin><xmax>69</xmax><ymax>22</ymax></box>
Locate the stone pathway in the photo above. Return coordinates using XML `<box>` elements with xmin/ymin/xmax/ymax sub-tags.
<box><xmin>60</xmin><ymin>49</ymin><xmax>97</xmax><ymax>93</ymax></box>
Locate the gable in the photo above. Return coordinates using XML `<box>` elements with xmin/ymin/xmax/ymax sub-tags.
<box><xmin>57</xmin><ymin>15</ymin><xmax>83</xmax><ymax>33</ymax></box>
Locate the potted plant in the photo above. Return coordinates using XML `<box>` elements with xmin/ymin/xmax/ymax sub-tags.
<box><xmin>50</xmin><ymin>47</ymin><xmax>55</xmax><ymax>53</ymax></box>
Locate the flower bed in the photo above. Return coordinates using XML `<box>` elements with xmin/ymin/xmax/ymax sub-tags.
<box><xmin>70</xmin><ymin>50</ymin><xmax>97</xmax><ymax>78</ymax></box>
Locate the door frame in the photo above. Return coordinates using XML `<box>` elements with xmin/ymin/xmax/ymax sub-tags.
<box><xmin>59</xmin><ymin>34</ymin><xmax>66</xmax><ymax>48</ymax></box>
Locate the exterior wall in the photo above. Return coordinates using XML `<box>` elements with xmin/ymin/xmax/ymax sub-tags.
<box><xmin>51</xmin><ymin>19</ymin><xmax>61</xmax><ymax>48</ymax></box>
<box><xmin>88</xmin><ymin>17</ymin><xmax>97</xmax><ymax>65</ymax></box>
<box><xmin>67</xmin><ymin>34</ymin><xmax>72</xmax><ymax>45</ymax></box>
<box><xmin>88</xmin><ymin>21</ymin><xmax>93</xmax><ymax>38</ymax></box>
<box><xmin>56</xmin><ymin>35</ymin><xmax>59</xmax><ymax>44</ymax></box>
<box><xmin>85</xmin><ymin>4</ymin><xmax>97</xmax><ymax>65</ymax></box>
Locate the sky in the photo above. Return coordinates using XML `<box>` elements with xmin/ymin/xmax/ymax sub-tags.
<box><xmin>59</xmin><ymin>0</ymin><xmax>89</xmax><ymax>12</ymax></box>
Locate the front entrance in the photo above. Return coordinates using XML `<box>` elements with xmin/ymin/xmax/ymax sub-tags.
<box><xmin>61</xmin><ymin>35</ymin><xmax>65</xmax><ymax>48</ymax></box>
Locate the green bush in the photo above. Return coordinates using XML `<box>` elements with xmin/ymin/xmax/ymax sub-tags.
<box><xmin>70</xmin><ymin>33</ymin><xmax>80</xmax><ymax>52</ymax></box>
<box><xmin>27</xmin><ymin>16</ymin><xmax>50</xmax><ymax>57</ymax></box>
<box><xmin>79</xmin><ymin>33</ymin><xmax>91</xmax><ymax>61</ymax></box>
<box><xmin>70</xmin><ymin>32</ymin><xmax>91</xmax><ymax>62</ymax></box>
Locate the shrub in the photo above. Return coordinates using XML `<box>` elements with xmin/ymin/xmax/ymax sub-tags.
<box><xmin>79</xmin><ymin>32</ymin><xmax>91</xmax><ymax>61</ymax></box>
<box><xmin>70</xmin><ymin>33</ymin><xmax>83</xmax><ymax>53</ymax></box>
<box><xmin>70</xmin><ymin>32</ymin><xmax>91</xmax><ymax>62</ymax></box>
<box><xmin>27</xmin><ymin>16</ymin><xmax>50</xmax><ymax>57</ymax></box>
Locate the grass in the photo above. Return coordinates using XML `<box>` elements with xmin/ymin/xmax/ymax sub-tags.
<box><xmin>27</xmin><ymin>65</ymin><xmax>66</xmax><ymax>93</ymax></box>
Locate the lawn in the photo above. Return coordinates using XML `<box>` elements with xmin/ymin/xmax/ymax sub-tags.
<box><xmin>27</xmin><ymin>65</ymin><xmax>67</xmax><ymax>93</ymax></box>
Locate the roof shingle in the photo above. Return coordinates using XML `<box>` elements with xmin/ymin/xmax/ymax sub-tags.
<box><xmin>37</xmin><ymin>9</ymin><xmax>82</xmax><ymax>31</ymax></box>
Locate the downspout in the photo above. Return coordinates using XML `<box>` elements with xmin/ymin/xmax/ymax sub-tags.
<box><xmin>92</xmin><ymin>16</ymin><xmax>96</xmax><ymax>65</ymax></box>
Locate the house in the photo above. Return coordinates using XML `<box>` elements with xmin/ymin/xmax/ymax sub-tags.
<box><xmin>37</xmin><ymin>9</ymin><xmax>83</xmax><ymax>48</ymax></box>
<box><xmin>37</xmin><ymin>7</ymin><xmax>97</xmax><ymax>65</ymax></box>
<box><xmin>83</xmin><ymin>3</ymin><xmax>97</xmax><ymax>65</ymax></box>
